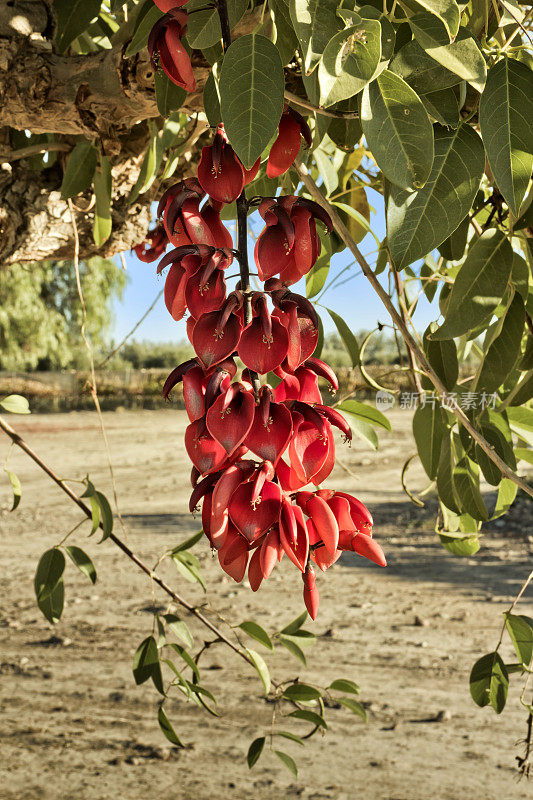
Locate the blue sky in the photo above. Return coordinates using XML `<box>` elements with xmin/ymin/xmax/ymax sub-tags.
<box><xmin>110</xmin><ymin>189</ymin><xmax>440</xmax><ymax>344</ymax></box>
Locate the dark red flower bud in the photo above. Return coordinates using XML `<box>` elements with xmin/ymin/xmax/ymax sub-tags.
<box><xmin>148</xmin><ymin>10</ymin><xmax>196</xmax><ymax>93</ymax></box>
<box><xmin>302</xmin><ymin>566</ymin><xmax>319</xmax><ymax>620</ymax></box>
<box><xmin>266</xmin><ymin>109</ymin><xmax>311</xmax><ymax>179</ymax></box>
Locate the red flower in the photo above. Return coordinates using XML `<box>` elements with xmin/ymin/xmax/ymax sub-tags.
<box><xmin>267</xmin><ymin>108</ymin><xmax>312</xmax><ymax>179</ymax></box>
<box><xmin>197</xmin><ymin>126</ymin><xmax>260</xmax><ymax>204</ymax></box>
<box><xmin>148</xmin><ymin>10</ymin><xmax>196</xmax><ymax>93</ymax></box>
<box><xmin>133</xmin><ymin>223</ymin><xmax>168</xmax><ymax>262</ymax></box>
<box><xmin>153</xmin><ymin>0</ymin><xmax>188</xmax><ymax>11</ymax></box>
<box><xmin>254</xmin><ymin>197</ymin><xmax>332</xmax><ymax>284</ymax></box>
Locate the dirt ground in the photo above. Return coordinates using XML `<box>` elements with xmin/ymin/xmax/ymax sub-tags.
<box><xmin>0</xmin><ymin>407</ymin><xmax>532</xmax><ymax>800</ymax></box>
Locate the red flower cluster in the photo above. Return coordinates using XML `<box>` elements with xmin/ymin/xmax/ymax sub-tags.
<box><xmin>139</xmin><ymin>107</ymin><xmax>385</xmax><ymax>620</ymax></box>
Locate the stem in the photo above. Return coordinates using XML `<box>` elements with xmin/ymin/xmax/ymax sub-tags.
<box><xmin>284</xmin><ymin>90</ymin><xmax>359</xmax><ymax>119</ymax></box>
<box><xmin>392</xmin><ymin>269</ymin><xmax>423</xmax><ymax>395</ymax></box>
<box><xmin>216</xmin><ymin>0</ymin><xmax>261</xmax><ymax>397</ymax></box>
<box><xmin>0</xmin><ymin>414</ymin><xmax>252</xmax><ymax>667</ymax></box>
<box><xmin>294</xmin><ymin>157</ymin><xmax>533</xmax><ymax>500</ymax></box>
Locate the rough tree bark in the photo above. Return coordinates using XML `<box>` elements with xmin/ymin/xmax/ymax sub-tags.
<box><xmin>0</xmin><ymin>0</ymin><xmax>239</xmax><ymax>265</ymax></box>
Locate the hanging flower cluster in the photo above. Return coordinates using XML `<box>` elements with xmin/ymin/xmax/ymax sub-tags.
<box><xmin>136</xmin><ymin>75</ymin><xmax>386</xmax><ymax>619</ymax></box>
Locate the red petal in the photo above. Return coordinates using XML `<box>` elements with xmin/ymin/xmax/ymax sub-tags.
<box><xmin>192</xmin><ymin>311</ymin><xmax>241</xmax><ymax>369</ymax></box>
<box><xmin>279</xmin><ymin>504</ymin><xmax>309</xmax><ymax>572</ymax></box>
<box><xmin>164</xmin><ymin>265</ymin><xmax>188</xmax><ymax>320</ymax></box>
<box><xmin>238</xmin><ymin>317</ymin><xmax>289</xmax><ymax>374</ymax></box>
<box><xmin>255</xmin><ymin>224</ymin><xmax>293</xmax><ymax>281</ymax></box>
<box><xmin>351</xmin><ymin>532</ymin><xmax>386</xmax><ymax>567</ymax></box>
<box><xmin>206</xmin><ymin>384</ymin><xmax>255</xmax><ymax>455</ymax></box>
<box><xmin>201</xmin><ymin>202</ymin><xmax>233</xmax><ymax>249</ymax></box>
<box><xmin>289</xmin><ymin>421</ymin><xmax>329</xmax><ymax>484</ymax></box>
<box><xmin>244</xmin><ymin>400</ymin><xmax>292</xmax><ymax>465</ymax></box>
<box><xmin>160</xmin><ymin>28</ymin><xmax>196</xmax><ymax>92</ymax></box>
<box><xmin>185</xmin><ymin>268</ymin><xmax>226</xmax><ymax>318</ymax></box>
<box><xmin>228</xmin><ymin>479</ymin><xmax>282</xmax><ymax>543</ymax></box>
<box><xmin>210</xmin><ymin>462</ymin><xmax>254</xmax><ymax>548</ymax></box>
<box><xmin>197</xmin><ymin>144</ymin><xmax>244</xmax><ymax>204</ymax></box>
<box><xmin>243</xmin><ymin>157</ymin><xmax>261</xmax><ymax>185</ymax></box>
<box><xmin>306</xmin><ymin>495</ymin><xmax>339</xmax><ymax>555</ymax></box>
<box><xmin>218</xmin><ymin>525</ymin><xmax>249</xmax><ymax>582</ymax></box>
<box><xmin>248</xmin><ymin>546</ymin><xmax>264</xmax><ymax>591</ymax></box>
<box><xmin>182</xmin><ymin>366</ymin><xmax>206</xmax><ymax>421</ymax></box>
<box><xmin>310</xmin><ymin>429</ymin><xmax>335</xmax><ymax>486</ymax></box>
<box><xmin>267</xmin><ymin>114</ymin><xmax>302</xmax><ymax>178</ymax></box>
<box><xmin>184</xmin><ymin>418</ymin><xmax>228</xmax><ymax>475</ymax></box>
<box><xmin>260</xmin><ymin>529</ymin><xmax>282</xmax><ymax>578</ymax></box>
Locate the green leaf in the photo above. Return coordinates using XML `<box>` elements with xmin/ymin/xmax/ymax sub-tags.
<box><xmin>88</xmin><ymin>495</ymin><xmax>100</xmax><ymax>536</ymax></box>
<box><xmin>439</xmin><ymin>532</ymin><xmax>480</xmax><ymax>556</ymax></box>
<box><xmin>238</xmin><ymin>621</ymin><xmax>273</xmax><ymax>650</ymax></box>
<box><xmin>275</xmin><ymin>731</ymin><xmax>305</xmax><ymax>746</ymax></box>
<box><xmin>423</xmin><ymin>324</ymin><xmax>458</xmax><ymax>391</ymax></box>
<box><xmin>5</xmin><ymin>469</ymin><xmax>21</xmax><ymax>511</ymax></box>
<box><xmin>493</xmin><ymin>478</ymin><xmax>518</xmax><ymax>519</ymax></box>
<box><xmin>270</xmin><ymin>0</ymin><xmax>299</xmax><ymax>66</ymax></box>
<box><xmin>328</xmin><ymin>679</ymin><xmax>360</xmax><ymax>695</ymax></box>
<box><xmin>470</xmin><ymin>652</ymin><xmax>509</xmax><ymax>713</ymax></box>
<box><xmin>388</xmin><ymin>124</ymin><xmax>484</xmax><ymax>269</ymax></box>
<box><xmin>155</xmin><ymin>72</ymin><xmax>187</xmax><ymax>117</ymax></box>
<box><xmin>436</xmin><ymin>431</ymin><xmax>460</xmax><ymax>513</ymax></box>
<box><xmin>95</xmin><ymin>490</ymin><xmax>113</xmax><ymax>540</ymax></box>
<box><xmin>338</xmin><ymin>697</ymin><xmax>367</xmax><ymax>720</ymax></box>
<box><xmin>413</xmin><ymin>402</ymin><xmax>445</xmax><ymax>480</ymax></box>
<box><xmin>60</xmin><ymin>141</ymin><xmax>98</xmax><ymax>200</ymax></box>
<box><xmin>169</xmin><ymin>643</ymin><xmax>200</xmax><ymax>680</ymax></box>
<box><xmin>431</xmin><ymin>230</ymin><xmax>513</xmax><ymax>340</ymax></box>
<box><xmin>163</xmin><ymin>614</ymin><xmax>194</xmax><ymax>648</ymax></box>
<box><xmin>361</xmin><ymin>70</ymin><xmax>434</xmax><ymax>191</ymax></box>
<box><xmin>453</xmin><ymin>457</ymin><xmax>488</xmax><ymax>521</ymax></box>
<box><xmin>0</xmin><ymin>394</ymin><xmax>30</xmax><ymax>414</ymax></box>
<box><xmin>34</xmin><ymin>549</ymin><xmax>66</xmax><ymax>624</ymax></box>
<box><xmin>203</xmin><ymin>71</ymin><xmax>222</xmax><ymax>128</ymax></box>
<box><xmin>390</xmin><ymin>39</ymin><xmax>461</xmax><ymax>94</ymax></box>
<box><xmin>65</xmin><ymin>546</ymin><xmax>97</xmax><ymax>584</ymax></box>
<box><xmin>476</xmin><ymin>294</ymin><xmax>525</xmax><ymax>393</ymax></box>
<box><xmin>419</xmin><ymin>87</ymin><xmax>460</xmax><ymax>128</ymax></box>
<box><xmin>158</xmin><ymin>706</ymin><xmax>184</xmax><ymax>747</ymax></box>
<box><xmin>93</xmin><ymin>157</ymin><xmax>112</xmax><ymax>246</ymax></box>
<box><xmin>515</xmin><ymin>448</ymin><xmax>533</xmax><ymax>466</ymax></box>
<box><xmin>132</xmin><ymin>636</ymin><xmax>164</xmax><ymax>694</ymax></box>
<box><xmin>288</xmin><ymin>709</ymin><xmax>328</xmax><ymax>728</ymax></box>
<box><xmin>282</xmin><ymin>683</ymin><xmax>321</xmax><ymax>702</ymax></box>
<box><xmin>405</xmin><ymin>0</ymin><xmax>460</xmax><ymax>38</ymax></box>
<box><xmin>289</xmin><ymin>0</ymin><xmax>341</xmax><ymax>75</ymax></box>
<box><xmin>357</xmin><ymin>5</ymin><xmax>396</xmax><ymax>61</ymax></box>
<box><xmin>55</xmin><ymin>0</ymin><xmax>103</xmax><ymax>52</ymax></box>
<box><xmin>274</xmin><ymin>750</ymin><xmax>298</xmax><ymax>777</ymax></box>
<box><xmin>246</xmin><ymin>648</ymin><xmax>271</xmax><ymax>695</ymax></box>
<box><xmin>171</xmin><ymin>531</ymin><xmax>204</xmax><ymax>553</ymax></box>
<box><xmin>247</xmin><ymin>737</ymin><xmax>266</xmax><ymax>768</ymax></box>
<box><xmin>220</xmin><ymin>34</ymin><xmax>284</xmax><ymax>168</ymax></box>
<box><xmin>280</xmin><ymin>610</ymin><xmax>309</xmax><ymax>635</ymax></box>
<box><xmin>413</xmin><ymin>27</ymin><xmax>487</xmax><ymax>93</ymax></box>
<box><xmin>172</xmin><ymin>552</ymin><xmax>206</xmax><ymax>591</ymax></box>
<box><xmin>504</xmin><ymin>613</ymin><xmax>533</xmax><ymax>666</ymax></box>
<box><xmin>306</xmin><ymin>261</ymin><xmax>330</xmax><ymax>299</ymax></box>
<box><xmin>347</xmin><ymin>416</ymin><xmax>379</xmax><ymax>450</ymax></box>
<box><xmin>437</xmin><ymin>215</ymin><xmax>469</xmax><ymax>260</ymax></box>
<box><xmin>318</xmin><ymin>19</ymin><xmax>382</xmax><ymax>107</ymax></box>
<box><xmin>34</xmin><ymin>548</ymin><xmax>65</xmax><ymax>600</ymax></box>
<box><xmin>279</xmin><ymin>635</ymin><xmax>307</xmax><ymax>666</ymax></box>
<box><xmin>186</xmin><ymin>0</ymin><xmax>249</xmax><ymax>49</ymax></box>
<box><xmin>129</xmin><ymin>128</ymin><xmax>161</xmax><ymax>203</ymax></box>
<box><xmin>337</xmin><ymin>399</ymin><xmax>391</xmax><ymax>431</ymax></box>
<box><xmin>327</xmin><ymin>309</ymin><xmax>360</xmax><ymax>367</ymax></box>
<box><xmin>125</xmin><ymin>5</ymin><xmax>163</xmax><ymax>57</ymax></box>
<box><xmin>480</xmin><ymin>58</ymin><xmax>533</xmax><ymax>217</ymax></box>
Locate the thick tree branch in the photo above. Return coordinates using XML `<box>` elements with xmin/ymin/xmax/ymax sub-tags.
<box><xmin>295</xmin><ymin>157</ymin><xmax>533</xmax><ymax>500</ymax></box>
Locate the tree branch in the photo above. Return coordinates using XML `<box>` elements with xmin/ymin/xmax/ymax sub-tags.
<box><xmin>294</xmin><ymin>157</ymin><xmax>533</xmax><ymax>499</ymax></box>
<box><xmin>0</xmin><ymin>413</ymin><xmax>253</xmax><ymax>666</ymax></box>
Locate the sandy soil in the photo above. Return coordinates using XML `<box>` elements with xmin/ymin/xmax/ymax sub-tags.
<box><xmin>0</xmin><ymin>407</ymin><xmax>532</xmax><ymax>800</ymax></box>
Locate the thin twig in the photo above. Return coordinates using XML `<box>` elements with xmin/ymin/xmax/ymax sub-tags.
<box><xmin>0</xmin><ymin>414</ymin><xmax>252</xmax><ymax>666</ymax></box>
<box><xmin>284</xmin><ymin>90</ymin><xmax>359</xmax><ymax>119</ymax></box>
<box><xmin>393</xmin><ymin>269</ymin><xmax>423</xmax><ymax>394</ymax></box>
<box><xmin>294</xmin><ymin>157</ymin><xmax>533</xmax><ymax>499</ymax></box>
<box><xmin>0</xmin><ymin>142</ymin><xmax>71</xmax><ymax>163</ymax></box>
<box><xmin>97</xmin><ymin>289</ymin><xmax>164</xmax><ymax>367</ymax></box>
